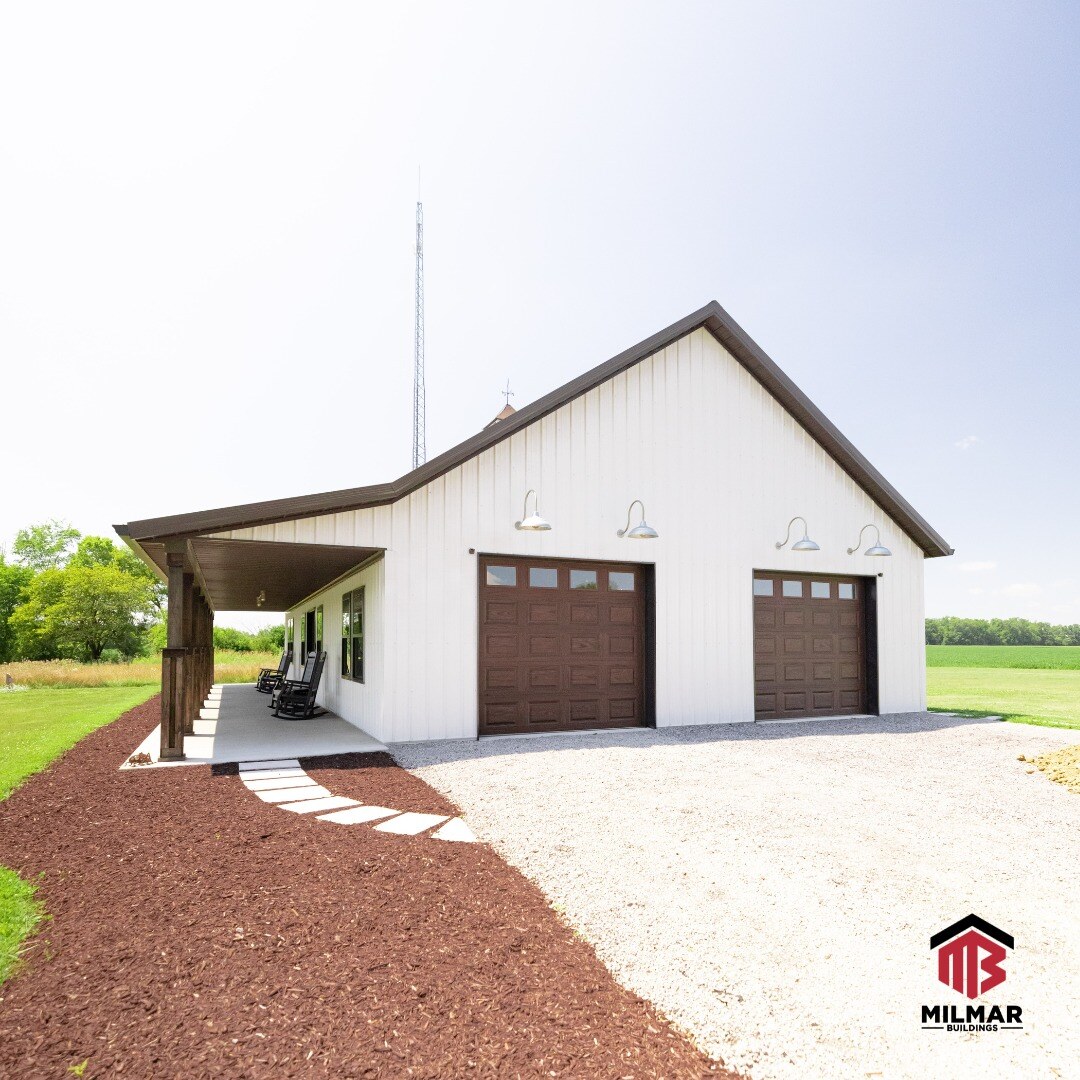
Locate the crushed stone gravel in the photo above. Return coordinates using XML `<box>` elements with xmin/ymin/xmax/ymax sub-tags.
<box><xmin>394</xmin><ymin>713</ymin><xmax>1080</xmax><ymax>1080</ymax></box>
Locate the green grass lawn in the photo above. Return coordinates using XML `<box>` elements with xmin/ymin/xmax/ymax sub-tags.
<box><xmin>927</xmin><ymin>645</ymin><xmax>1080</xmax><ymax>670</ymax></box>
<box><xmin>926</xmin><ymin>647</ymin><xmax>1080</xmax><ymax>730</ymax></box>
<box><xmin>0</xmin><ymin>685</ymin><xmax>157</xmax><ymax>800</ymax></box>
<box><xmin>0</xmin><ymin>684</ymin><xmax>156</xmax><ymax>985</ymax></box>
<box><xmin>0</xmin><ymin>867</ymin><xmax>44</xmax><ymax>985</ymax></box>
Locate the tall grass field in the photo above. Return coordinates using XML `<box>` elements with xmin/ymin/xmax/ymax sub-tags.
<box><xmin>927</xmin><ymin>646</ymin><xmax>1080</xmax><ymax>730</ymax></box>
<box><xmin>0</xmin><ymin>650</ymin><xmax>280</xmax><ymax>689</ymax></box>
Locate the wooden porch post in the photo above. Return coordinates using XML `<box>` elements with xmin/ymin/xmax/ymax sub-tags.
<box><xmin>198</xmin><ymin>591</ymin><xmax>212</xmax><ymax>702</ymax></box>
<box><xmin>160</xmin><ymin>551</ymin><xmax>187</xmax><ymax>761</ymax></box>
<box><xmin>208</xmin><ymin>600</ymin><xmax>215</xmax><ymax>693</ymax></box>
<box><xmin>181</xmin><ymin>572</ymin><xmax>195</xmax><ymax>735</ymax></box>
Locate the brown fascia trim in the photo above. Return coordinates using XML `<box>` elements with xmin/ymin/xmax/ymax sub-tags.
<box><xmin>116</xmin><ymin>301</ymin><xmax>953</xmax><ymax>558</ymax></box>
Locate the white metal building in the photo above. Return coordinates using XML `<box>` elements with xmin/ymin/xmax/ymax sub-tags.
<box><xmin>118</xmin><ymin>302</ymin><xmax>952</xmax><ymax>745</ymax></box>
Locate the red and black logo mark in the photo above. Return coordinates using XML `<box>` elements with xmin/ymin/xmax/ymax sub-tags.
<box><xmin>921</xmin><ymin>915</ymin><xmax>1023</xmax><ymax>1032</ymax></box>
<box><xmin>931</xmin><ymin>914</ymin><xmax>1012</xmax><ymax>999</ymax></box>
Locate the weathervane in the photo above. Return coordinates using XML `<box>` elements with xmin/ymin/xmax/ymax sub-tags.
<box><xmin>502</xmin><ymin>380</ymin><xmax>514</xmax><ymax>406</ymax></box>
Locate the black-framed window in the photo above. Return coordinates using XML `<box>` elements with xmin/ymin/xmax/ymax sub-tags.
<box><xmin>341</xmin><ymin>587</ymin><xmax>364</xmax><ymax>682</ymax></box>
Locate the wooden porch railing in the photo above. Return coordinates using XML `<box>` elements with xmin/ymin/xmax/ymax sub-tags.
<box><xmin>159</xmin><ymin>549</ymin><xmax>215</xmax><ymax>761</ymax></box>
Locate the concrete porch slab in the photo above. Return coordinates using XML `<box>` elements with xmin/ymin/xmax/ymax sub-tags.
<box><xmin>121</xmin><ymin>684</ymin><xmax>386</xmax><ymax>768</ymax></box>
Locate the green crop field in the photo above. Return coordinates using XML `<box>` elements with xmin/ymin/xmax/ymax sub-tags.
<box><xmin>927</xmin><ymin>645</ymin><xmax>1080</xmax><ymax>670</ymax></box>
<box><xmin>926</xmin><ymin>646</ymin><xmax>1080</xmax><ymax>730</ymax></box>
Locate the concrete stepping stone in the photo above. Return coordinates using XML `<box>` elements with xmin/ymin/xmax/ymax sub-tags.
<box><xmin>279</xmin><ymin>795</ymin><xmax>360</xmax><ymax>815</ymax></box>
<box><xmin>243</xmin><ymin>776</ymin><xmax>319</xmax><ymax>792</ymax></box>
<box><xmin>255</xmin><ymin>785</ymin><xmax>332</xmax><ymax>803</ymax></box>
<box><xmin>373</xmin><ymin>812</ymin><xmax>448</xmax><ymax>836</ymax></box>
<box><xmin>237</xmin><ymin>767</ymin><xmax>308</xmax><ymax>782</ymax></box>
<box><xmin>432</xmin><ymin>818</ymin><xmax>477</xmax><ymax>843</ymax></box>
<box><xmin>316</xmin><ymin>806</ymin><xmax>401</xmax><ymax>825</ymax></box>
<box><xmin>239</xmin><ymin>759</ymin><xmax>301</xmax><ymax>771</ymax></box>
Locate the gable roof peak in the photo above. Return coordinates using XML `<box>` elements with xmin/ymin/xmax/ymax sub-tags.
<box><xmin>117</xmin><ymin>299</ymin><xmax>952</xmax><ymax>558</ymax></box>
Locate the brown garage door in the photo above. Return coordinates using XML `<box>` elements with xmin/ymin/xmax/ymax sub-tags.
<box><xmin>753</xmin><ymin>572</ymin><xmax>869</xmax><ymax>720</ymax></box>
<box><xmin>478</xmin><ymin>555</ymin><xmax>646</xmax><ymax>735</ymax></box>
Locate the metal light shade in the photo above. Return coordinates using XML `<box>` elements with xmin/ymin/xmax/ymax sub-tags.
<box><xmin>847</xmin><ymin>524</ymin><xmax>892</xmax><ymax>557</ymax></box>
<box><xmin>618</xmin><ymin>499</ymin><xmax>659</xmax><ymax>539</ymax></box>
<box><xmin>517</xmin><ymin>511</ymin><xmax>552</xmax><ymax>532</ymax></box>
<box><xmin>515</xmin><ymin>489</ymin><xmax>552</xmax><ymax>531</ymax></box>
<box><xmin>776</xmin><ymin>516</ymin><xmax>819</xmax><ymax>552</ymax></box>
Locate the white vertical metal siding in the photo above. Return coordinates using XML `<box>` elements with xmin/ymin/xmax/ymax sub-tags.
<box><xmin>286</xmin><ymin>558</ymin><xmax>386</xmax><ymax>738</ymax></box>
<box><xmin>223</xmin><ymin>328</ymin><xmax>928</xmax><ymax>741</ymax></box>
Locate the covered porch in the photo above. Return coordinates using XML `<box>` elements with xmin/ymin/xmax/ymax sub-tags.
<box><xmin>114</xmin><ymin>530</ymin><xmax>382</xmax><ymax>763</ymax></box>
<box><xmin>124</xmin><ymin>682</ymin><xmax>385</xmax><ymax>767</ymax></box>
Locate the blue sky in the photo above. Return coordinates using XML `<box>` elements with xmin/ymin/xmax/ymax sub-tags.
<box><xmin>1</xmin><ymin>2</ymin><xmax>1076</xmax><ymax>628</ymax></box>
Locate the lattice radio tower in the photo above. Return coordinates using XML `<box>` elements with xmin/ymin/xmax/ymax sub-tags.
<box><xmin>411</xmin><ymin>195</ymin><xmax>426</xmax><ymax>469</ymax></box>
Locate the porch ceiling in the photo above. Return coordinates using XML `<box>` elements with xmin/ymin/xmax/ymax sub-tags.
<box><xmin>139</xmin><ymin>538</ymin><xmax>381</xmax><ymax>611</ymax></box>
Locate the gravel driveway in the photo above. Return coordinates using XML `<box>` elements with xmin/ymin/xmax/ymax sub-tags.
<box><xmin>394</xmin><ymin>715</ymin><xmax>1080</xmax><ymax>1080</ymax></box>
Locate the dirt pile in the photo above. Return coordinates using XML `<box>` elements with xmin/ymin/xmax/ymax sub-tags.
<box><xmin>1028</xmin><ymin>744</ymin><xmax>1080</xmax><ymax>794</ymax></box>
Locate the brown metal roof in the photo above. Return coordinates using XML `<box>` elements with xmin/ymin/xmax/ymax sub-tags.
<box><xmin>116</xmin><ymin>301</ymin><xmax>953</xmax><ymax>557</ymax></box>
<box><xmin>132</xmin><ymin>538</ymin><xmax>382</xmax><ymax>611</ymax></box>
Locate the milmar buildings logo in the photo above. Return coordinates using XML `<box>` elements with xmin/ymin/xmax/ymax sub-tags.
<box><xmin>921</xmin><ymin>914</ymin><xmax>1023</xmax><ymax>1032</ymax></box>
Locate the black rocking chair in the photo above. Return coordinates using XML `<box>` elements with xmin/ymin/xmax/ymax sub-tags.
<box><xmin>272</xmin><ymin>651</ymin><xmax>327</xmax><ymax>720</ymax></box>
<box><xmin>269</xmin><ymin>651</ymin><xmax>316</xmax><ymax>709</ymax></box>
<box><xmin>255</xmin><ymin>648</ymin><xmax>293</xmax><ymax>694</ymax></box>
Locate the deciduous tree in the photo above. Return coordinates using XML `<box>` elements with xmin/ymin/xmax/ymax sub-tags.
<box><xmin>11</xmin><ymin>565</ymin><xmax>157</xmax><ymax>661</ymax></box>
<box><xmin>12</xmin><ymin>520</ymin><xmax>80</xmax><ymax>572</ymax></box>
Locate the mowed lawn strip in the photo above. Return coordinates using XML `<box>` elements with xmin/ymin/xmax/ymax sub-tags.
<box><xmin>0</xmin><ymin>695</ymin><xmax>734</xmax><ymax>1077</ymax></box>
<box><xmin>0</xmin><ymin>685</ymin><xmax>157</xmax><ymax>799</ymax></box>
<box><xmin>926</xmin><ymin>647</ymin><xmax>1080</xmax><ymax>731</ymax></box>
<box><xmin>0</xmin><ymin>685</ymin><xmax>156</xmax><ymax>987</ymax></box>
<box><xmin>0</xmin><ymin>867</ymin><xmax>43</xmax><ymax>985</ymax></box>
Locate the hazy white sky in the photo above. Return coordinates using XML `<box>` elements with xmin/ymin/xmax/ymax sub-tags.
<box><xmin>1</xmin><ymin>2</ymin><xmax>1077</xmax><ymax>629</ymax></box>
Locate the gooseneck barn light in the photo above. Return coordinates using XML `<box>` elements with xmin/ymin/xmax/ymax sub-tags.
<box><xmin>847</xmin><ymin>523</ymin><xmax>892</xmax><ymax>557</ymax></box>
<box><xmin>775</xmin><ymin>516</ymin><xmax>820</xmax><ymax>552</ymax></box>
<box><xmin>617</xmin><ymin>500</ymin><xmax>659</xmax><ymax>540</ymax></box>
<box><xmin>514</xmin><ymin>489</ymin><xmax>552</xmax><ymax>532</ymax></box>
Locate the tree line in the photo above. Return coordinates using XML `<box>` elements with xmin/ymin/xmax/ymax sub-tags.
<box><xmin>0</xmin><ymin>520</ymin><xmax>283</xmax><ymax>663</ymax></box>
<box><xmin>925</xmin><ymin>616</ymin><xmax>1080</xmax><ymax>647</ymax></box>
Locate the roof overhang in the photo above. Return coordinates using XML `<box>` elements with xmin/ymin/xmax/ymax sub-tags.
<box><xmin>116</xmin><ymin>301</ymin><xmax>953</xmax><ymax>558</ymax></box>
<box><xmin>119</xmin><ymin>532</ymin><xmax>381</xmax><ymax>612</ymax></box>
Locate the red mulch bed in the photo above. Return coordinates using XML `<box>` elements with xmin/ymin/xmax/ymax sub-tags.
<box><xmin>0</xmin><ymin>697</ymin><xmax>741</xmax><ymax>1079</ymax></box>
